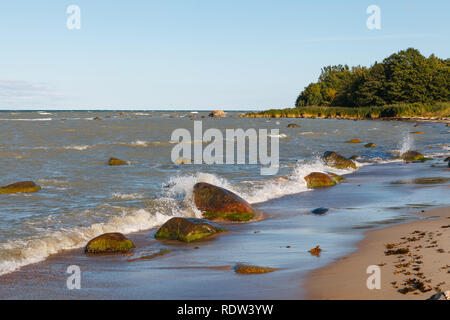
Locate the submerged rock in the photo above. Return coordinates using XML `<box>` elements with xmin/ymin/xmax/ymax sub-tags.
<box><xmin>364</xmin><ymin>143</ymin><xmax>376</xmax><ymax>148</ymax></box>
<box><xmin>93</xmin><ymin>116</ymin><xmax>102</xmax><ymax>120</ymax></box>
<box><xmin>287</xmin><ymin>123</ymin><xmax>300</xmax><ymax>128</ymax></box>
<box><xmin>234</xmin><ymin>264</ymin><xmax>277</xmax><ymax>274</ymax></box>
<box><xmin>401</xmin><ymin>151</ymin><xmax>425</xmax><ymax>162</ymax></box>
<box><xmin>193</xmin><ymin>183</ymin><xmax>254</xmax><ymax>221</ymax></box>
<box><xmin>108</xmin><ymin>157</ymin><xmax>128</xmax><ymax>166</ymax></box>
<box><xmin>323</xmin><ymin>151</ymin><xmax>357</xmax><ymax>169</ymax></box>
<box><xmin>328</xmin><ymin>172</ymin><xmax>345</xmax><ymax>183</ymax></box>
<box><xmin>85</xmin><ymin>233</ymin><xmax>135</xmax><ymax>254</ymax></box>
<box><xmin>311</xmin><ymin>208</ymin><xmax>329</xmax><ymax>215</ymax></box>
<box><xmin>304</xmin><ymin>172</ymin><xmax>336</xmax><ymax>188</ymax></box>
<box><xmin>155</xmin><ymin>217</ymin><xmax>226</xmax><ymax>243</ymax></box>
<box><xmin>345</xmin><ymin>139</ymin><xmax>362</xmax><ymax>143</ymax></box>
<box><xmin>0</xmin><ymin>181</ymin><xmax>41</xmax><ymax>194</ymax></box>
<box><xmin>309</xmin><ymin>245</ymin><xmax>322</xmax><ymax>257</ymax></box>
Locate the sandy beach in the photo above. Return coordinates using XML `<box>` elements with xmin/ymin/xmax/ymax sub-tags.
<box><xmin>306</xmin><ymin>206</ymin><xmax>450</xmax><ymax>300</ymax></box>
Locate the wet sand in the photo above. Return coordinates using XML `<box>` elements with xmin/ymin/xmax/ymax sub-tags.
<box><xmin>306</xmin><ymin>206</ymin><xmax>450</xmax><ymax>300</ymax></box>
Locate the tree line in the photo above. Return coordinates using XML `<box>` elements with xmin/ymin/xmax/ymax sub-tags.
<box><xmin>296</xmin><ymin>48</ymin><xmax>450</xmax><ymax>108</ymax></box>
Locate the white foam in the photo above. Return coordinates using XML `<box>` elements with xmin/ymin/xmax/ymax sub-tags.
<box><xmin>0</xmin><ymin>118</ymin><xmax>53</xmax><ymax>121</ymax></box>
<box><xmin>399</xmin><ymin>134</ymin><xmax>415</xmax><ymax>155</ymax></box>
<box><xmin>0</xmin><ymin>208</ymin><xmax>176</xmax><ymax>276</ymax></box>
<box><xmin>63</xmin><ymin>145</ymin><xmax>91</xmax><ymax>151</ymax></box>
<box><xmin>111</xmin><ymin>192</ymin><xmax>146</xmax><ymax>200</ymax></box>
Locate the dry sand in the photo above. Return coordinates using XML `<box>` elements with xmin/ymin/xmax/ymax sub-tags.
<box><xmin>306</xmin><ymin>206</ymin><xmax>450</xmax><ymax>300</ymax></box>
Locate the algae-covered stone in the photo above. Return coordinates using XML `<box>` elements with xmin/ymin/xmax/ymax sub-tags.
<box><xmin>174</xmin><ymin>157</ymin><xmax>192</xmax><ymax>165</ymax></box>
<box><xmin>323</xmin><ymin>151</ymin><xmax>357</xmax><ymax>169</ymax></box>
<box><xmin>193</xmin><ymin>183</ymin><xmax>254</xmax><ymax>221</ymax></box>
<box><xmin>328</xmin><ymin>172</ymin><xmax>345</xmax><ymax>183</ymax></box>
<box><xmin>304</xmin><ymin>172</ymin><xmax>336</xmax><ymax>188</ymax></box>
<box><xmin>0</xmin><ymin>181</ymin><xmax>41</xmax><ymax>194</ymax></box>
<box><xmin>345</xmin><ymin>139</ymin><xmax>362</xmax><ymax>143</ymax></box>
<box><xmin>85</xmin><ymin>233</ymin><xmax>135</xmax><ymax>254</ymax></box>
<box><xmin>364</xmin><ymin>143</ymin><xmax>376</xmax><ymax>148</ymax></box>
<box><xmin>108</xmin><ymin>157</ymin><xmax>128</xmax><ymax>166</ymax></box>
<box><xmin>401</xmin><ymin>151</ymin><xmax>425</xmax><ymax>162</ymax></box>
<box><xmin>234</xmin><ymin>264</ymin><xmax>277</xmax><ymax>274</ymax></box>
<box><xmin>155</xmin><ymin>217</ymin><xmax>225</xmax><ymax>243</ymax></box>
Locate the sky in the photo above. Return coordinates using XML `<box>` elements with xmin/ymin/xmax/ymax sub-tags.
<box><xmin>0</xmin><ymin>0</ymin><xmax>449</xmax><ymax>110</ymax></box>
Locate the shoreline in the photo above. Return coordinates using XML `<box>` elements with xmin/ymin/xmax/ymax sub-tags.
<box><xmin>305</xmin><ymin>206</ymin><xmax>450</xmax><ymax>300</ymax></box>
<box><xmin>243</xmin><ymin>114</ymin><xmax>450</xmax><ymax>124</ymax></box>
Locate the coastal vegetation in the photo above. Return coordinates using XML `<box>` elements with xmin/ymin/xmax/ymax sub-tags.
<box><xmin>246</xmin><ymin>48</ymin><xmax>450</xmax><ymax>119</ymax></box>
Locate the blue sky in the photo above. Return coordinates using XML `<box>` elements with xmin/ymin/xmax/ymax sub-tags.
<box><xmin>0</xmin><ymin>0</ymin><xmax>448</xmax><ymax>110</ymax></box>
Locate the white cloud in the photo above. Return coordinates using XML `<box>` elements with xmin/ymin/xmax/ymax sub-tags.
<box><xmin>0</xmin><ymin>80</ymin><xmax>66</xmax><ymax>108</ymax></box>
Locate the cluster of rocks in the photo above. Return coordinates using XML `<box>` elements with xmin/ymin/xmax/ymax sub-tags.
<box><xmin>82</xmin><ymin>182</ymin><xmax>256</xmax><ymax>255</ymax></box>
<box><xmin>344</xmin><ymin>139</ymin><xmax>376</xmax><ymax>148</ymax></box>
<box><xmin>2</xmin><ymin>138</ymin><xmax>445</xmax><ymax>280</ymax></box>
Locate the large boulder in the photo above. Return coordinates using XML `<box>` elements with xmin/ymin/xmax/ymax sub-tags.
<box><xmin>155</xmin><ymin>217</ymin><xmax>226</xmax><ymax>243</ymax></box>
<box><xmin>0</xmin><ymin>181</ymin><xmax>41</xmax><ymax>194</ymax></box>
<box><xmin>193</xmin><ymin>183</ymin><xmax>254</xmax><ymax>221</ymax></box>
<box><xmin>322</xmin><ymin>151</ymin><xmax>357</xmax><ymax>169</ymax></box>
<box><xmin>108</xmin><ymin>157</ymin><xmax>128</xmax><ymax>166</ymax></box>
<box><xmin>304</xmin><ymin>172</ymin><xmax>336</xmax><ymax>188</ymax></box>
<box><xmin>85</xmin><ymin>233</ymin><xmax>135</xmax><ymax>254</ymax></box>
<box><xmin>401</xmin><ymin>151</ymin><xmax>425</xmax><ymax>162</ymax></box>
<box><xmin>209</xmin><ymin>110</ymin><xmax>227</xmax><ymax>118</ymax></box>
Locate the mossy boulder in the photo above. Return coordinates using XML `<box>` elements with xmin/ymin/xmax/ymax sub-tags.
<box><xmin>328</xmin><ymin>172</ymin><xmax>345</xmax><ymax>183</ymax></box>
<box><xmin>401</xmin><ymin>151</ymin><xmax>425</xmax><ymax>162</ymax></box>
<box><xmin>323</xmin><ymin>151</ymin><xmax>357</xmax><ymax>169</ymax></box>
<box><xmin>155</xmin><ymin>217</ymin><xmax>226</xmax><ymax>243</ymax></box>
<box><xmin>193</xmin><ymin>183</ymin><xmax>254</xmax><ymax>221</ymax></box>
<box><xmin>345</xmin><ymin>139</ymin><xmax>362</xmax><ymax>143</ymax></box>
<box><xmin>85</xmin><ymin>233</ymin><xmax>135</xmax><ymax>254</ymax></box>
<box><xmin>304</xmin><ymin>172</ymin><xmax>336</xmax><ymax>188</ymax></box>
<box><xmin>234</xmin><ymin>264</ymin><xmax>277</xmax><ymax>274</ymax></box>
<box><xmin>108</xmin><ymin>157</ymin><xmax>128</xmax><ymax>166</ymax></box>
<box><xmin>364</xmin><ymin>143</ymin><xmax>376</xmax><ymax>148</ymax></box>
<box><xmin>0</xmin><ymin>181</ymin><xmax>41</xmax><ymax>194</ymax></box>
